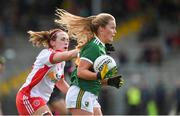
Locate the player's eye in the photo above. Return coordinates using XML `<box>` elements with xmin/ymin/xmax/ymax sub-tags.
<box><xmin>60</xmin><ymin>37</ymin><xmax>65</xmax><ymax>41</ymax></box>
<box><xmin>59</xmin><ymin>37</ymin><xmax>69</xmax><ymax>42</ymax></box>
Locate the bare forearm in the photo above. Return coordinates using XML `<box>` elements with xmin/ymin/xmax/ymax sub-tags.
<box><xmin>56</xmin><ymin>79</ymin><xmax>70</xmax><ymax>94</ymax></box>
<box><xmin>53</xmin><ymin>49</ymin><xmax>78</xmax><ymax>63</ymax></box>
<box><xmin>77</xmin><ymin>68</ymin><xmax>97</xmax><ymax>80</ymax></box>
<box><xmin>65</xmin><ymin>49</ymin><xmax>79</xmax><ymax>59</ymax></box>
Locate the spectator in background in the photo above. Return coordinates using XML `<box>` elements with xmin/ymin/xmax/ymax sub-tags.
<box><xmin>137</xmin><ymin>44</ymin><xmax>163</xmax><ymax>65</ymax></box>
<box><xmin>0</xmin><ymin>19</ymin><xmax>5</xmax><ymax>54</ymax></box>
<box><xmin>165</xmin><ymin>30</ymin><xmax>180</xmax><ymax>55</ymax></box>
<box><xmin>125</xmin><ymin>0</ymin><xmax>140</xmax><ymax>14</ymax></box>
<box><xmin>117</xmin><ymin>50</ymin><xmax>128</xmax><ymax>66</ymax></box>
<box><xmin>0</xmin><ymin>56</ymin><xmax>5</xmax><ymax>115</ymax></box>
<box><xmin>157</xmin><ymin>0</ymin><xmax>179</xmax><ymax>23</ymax></box>
<box><xmin>98</xmin><ymin>87</ymin><xmax>112</xmax><ymax>115</ymax></box>
<box><xmin>138</xmin><ymin>18</ymin><xmax>159</xmax><ymax>42</ymax></box>
<box><xmin>125</xmin><ymin>74</ymin><xmax>145</xmax><ymax>115</ymax></box>
<box><xmin>146</xmin><ymin>95</ymin><xmax>158</xmax><ymax>115</ymax></box>
<box><xmin>125</xmin><ymin>84</ymin><xmax>142</xmax><ymax>115</ymax></box>
<box><xmin>0</xmin><ymin>56</ymin><xmax>5</xmax><ymax>74</ymax></box>
<box><xmin>174</xmin><ymin>80</ymin><xmax>180</xmax><ymax>115</ymax></box>
<box><xmin>154</xmin><ymin>80</ymin><xmax>167</xmax><ymax>115</ymax></box>
<box><xmin>140</xmin><ymin>78</ymin><xmax>151</xmax><ymax>114</ymax></box>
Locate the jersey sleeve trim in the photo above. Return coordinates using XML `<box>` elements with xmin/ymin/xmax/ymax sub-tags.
<box><xmin>49</xmin><ymin>52</ymin><xmax>56</xmax><ymax>64</ymax></box>
<box><xmin>95</xmin><ymin>36</ymin><xmax>105</xmax><ymax>47</ymax></box>
<box><xmin>61</xmin><ymin>74</ymin><xmax>64</xmax><ymax>78</ymax></box>
<box><xmin>80</xmin><ymin>57</ymin><xmax>93</xmax><ymax>64</ymax></box>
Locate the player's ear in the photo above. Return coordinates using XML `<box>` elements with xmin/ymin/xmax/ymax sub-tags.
<box><xmin>99</xmin><ymin>26</ymin><xmax>104</xmax><ymax>33</ymax></box>
<box><xmin>50</xmin><ymin>40</ymin><xmax>55</xmax><ymax>47</ymax></box>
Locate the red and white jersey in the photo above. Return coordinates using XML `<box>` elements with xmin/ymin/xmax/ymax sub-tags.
<box><xmin>19</xmin><ymin>48</ymin><xmax>65</xmax><ymax>102</ymax></box>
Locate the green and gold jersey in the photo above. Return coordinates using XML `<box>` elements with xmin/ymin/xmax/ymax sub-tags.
<box><xmin>71</xmin><ymin>37</ymin><xmax>106</xmax><ymax>95</ymax></box>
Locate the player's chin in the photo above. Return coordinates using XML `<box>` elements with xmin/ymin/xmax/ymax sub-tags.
<box><xmin>108</xmin><ymin>38</ymin><xmax>114</xmax><ymax>43</ymax></box>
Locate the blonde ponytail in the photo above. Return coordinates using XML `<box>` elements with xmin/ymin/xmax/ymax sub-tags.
<box><xmin>55</xmin><ymin>9</ymin><xmax>115</xmax><ymax>48</ymax></box>
<box><xmin>55</xmin><ymin>9</ymin><xmax>95</xmax><ymax>48</ymax></box>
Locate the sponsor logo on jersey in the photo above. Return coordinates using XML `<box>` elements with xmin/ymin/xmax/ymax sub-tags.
<box><xmin>47</xmin><ymin>71</ymin><xmax>57</xmax><ymax>83</ymax></box>
<box><xmin>47</xmin><ymin>71</ymin><xmax>55</xmax><ymax>79</ymax></box>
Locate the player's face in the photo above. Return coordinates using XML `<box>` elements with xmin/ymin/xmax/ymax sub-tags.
<box><xmin>53</xmin><ymin>31</ymin><xmax>69</xmax><ymax>51</ymax></box>
<box><xmin>101</xmin><ymin>19</ymin><xmax>116</xmax><ymax>43</ymax></box>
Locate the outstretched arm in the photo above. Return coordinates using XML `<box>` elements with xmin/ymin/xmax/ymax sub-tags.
<box><xmin>52</xmin><ymin>49</ymin><xmax>79</xmax><ymax>63</ymax></box>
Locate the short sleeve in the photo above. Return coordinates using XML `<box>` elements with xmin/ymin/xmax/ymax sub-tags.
<box><xmin>80</xmin><ymin>45</ymin><xmax>100</xmax><ymax>64</ymax></box>
<box><xmin>36</xmin><ymin>49</ymin><xmax>54</xmax><ymax>67</ymax></box>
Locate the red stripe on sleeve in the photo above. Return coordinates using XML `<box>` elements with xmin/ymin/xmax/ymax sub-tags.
<box><xmin>61</xmin><ymin>74</ymin><xmax>64</xmax><ymax>78</ymax></box>
<box><xmin>49</xmin><ymin>52</ymin><xmax>56</xmax><ymax>64</ymax></box>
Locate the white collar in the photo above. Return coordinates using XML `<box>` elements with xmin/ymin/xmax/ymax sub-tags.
<box><xmin>94</xmin><ymin>36</ymin><xmax>105</xmax><ymax>47</ymax></box>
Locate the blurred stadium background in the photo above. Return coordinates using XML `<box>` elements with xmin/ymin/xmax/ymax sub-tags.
<box><xmin>0</xmin><ymin>0</ymin><xmax>179</xmax><ymax>115</ymax></box>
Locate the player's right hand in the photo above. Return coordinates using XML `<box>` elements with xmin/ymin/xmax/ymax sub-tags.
<box><xmin>107</xmin><ymin>75</ymin><xmax>124</xmax><ymax>88</ymax></box>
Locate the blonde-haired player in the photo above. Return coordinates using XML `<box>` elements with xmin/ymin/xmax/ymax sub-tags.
<box><xmin>55</xmin><ymin>9</ymin><xmax>124</xmax><ymax>115</ymax></box>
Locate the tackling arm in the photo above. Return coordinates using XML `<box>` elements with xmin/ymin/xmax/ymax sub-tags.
<box><xmin>52</xmin><ymin>49</ymin><xmax>79</xmax><ymax>63</ymax></box>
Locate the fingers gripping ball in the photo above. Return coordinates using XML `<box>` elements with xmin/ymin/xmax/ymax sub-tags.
<box><xmin>94</xmin><ymin>55</ymin><xmax>118</xmax><ymax>80</ymax></box>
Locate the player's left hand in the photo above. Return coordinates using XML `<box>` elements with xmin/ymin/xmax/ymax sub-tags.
<box><xmin>107</xmin><ymin>75</ymin><xmax>124</xmax><ymax>88</ymax></box>
<box><xmin>105</xmin><ymin>66</ymin><xmax>118</xmax><ymax>78</ymax></box>
<box><xmin>105</xmin><ymin>43</ymin><xmax>115</xmax><ymax>54</ymax></box>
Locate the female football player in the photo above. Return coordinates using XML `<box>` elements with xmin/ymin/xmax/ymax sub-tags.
<box><xmin>55</xmin><ymin>9</ymin><xmax>124</xmax><ymax>115</ymax></box>
<box><xmin>16</xmin><ymin>28</ymin><xmax>79</xmax><ymax>115</ymax></box>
